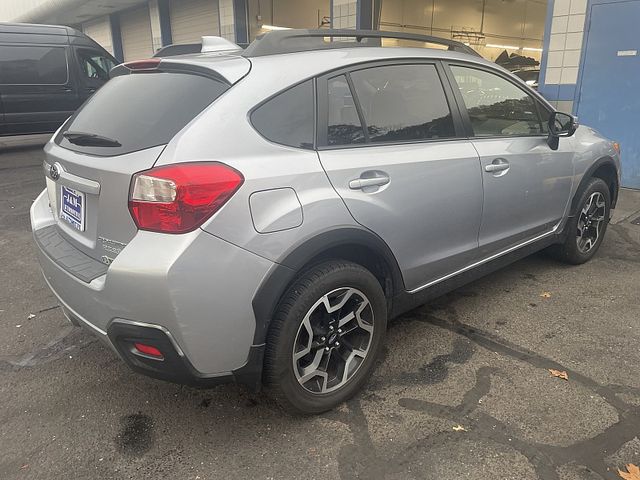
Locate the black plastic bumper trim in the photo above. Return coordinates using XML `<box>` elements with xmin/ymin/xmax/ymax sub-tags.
<box><xmin>107</xmin><ymin>320</ymin><xmax>264</xmax><ymax>391</ymax></box>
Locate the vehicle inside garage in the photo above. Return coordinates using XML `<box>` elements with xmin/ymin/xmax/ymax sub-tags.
<box><xmin>0</xmin><ymin>0</ymin><xmax>640</xmax><ymax>477</ymax></box>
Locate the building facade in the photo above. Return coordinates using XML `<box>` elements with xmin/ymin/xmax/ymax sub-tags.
<box><xmin>1</xmin><ymin>0</ymin><xmax>545</xmax><ymax>62</ymax></box>
<box><xmin>538</xmin><ymin>0</ymin><xmax>640</xmax><ymax>188</ymax></box>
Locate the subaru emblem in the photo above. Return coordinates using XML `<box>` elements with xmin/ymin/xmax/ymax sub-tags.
<box><xmin>49</xmin><ymin>163</ymin><xmax>60</xmax><ymax>181</ymax></box>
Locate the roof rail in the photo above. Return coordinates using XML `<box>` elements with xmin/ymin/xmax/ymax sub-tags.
<box><xmin>242</xmin><ymin>29</ymin><xmax>481</xmax><ymax>58</ymax></box>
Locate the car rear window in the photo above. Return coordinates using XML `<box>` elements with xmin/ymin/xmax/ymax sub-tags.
<box><xmin>57</xmin><ymin>72</ymin><xmax>229</xmax><ymax>156</ymax></box>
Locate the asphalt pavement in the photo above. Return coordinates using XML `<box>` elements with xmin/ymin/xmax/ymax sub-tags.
<box><xmin>1</xmin><ymin>136</ymin><xmax>640</xmax><ymax>480</ymax></box>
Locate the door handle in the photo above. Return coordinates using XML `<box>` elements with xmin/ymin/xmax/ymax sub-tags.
<box><xmin>484</xmin><ymin>164</ymin><xmax>509</xmax><ymax>172</ymax></box>
<box><xmin>484</xmin><ymin>159</ymin><xmax>510</xmax><ymax>174</ymax></box>
<box><xmin>349</xmin><ymin>175</ymin><xmax>390</xmax><ymax>190</ymax></box>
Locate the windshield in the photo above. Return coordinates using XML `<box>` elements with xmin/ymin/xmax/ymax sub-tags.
<box><xmin>57</xmin><ymin>71</ymin><xmax>229</xmax><ymax>156</ymax></box>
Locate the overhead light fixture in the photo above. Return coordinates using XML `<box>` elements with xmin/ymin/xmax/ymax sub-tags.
<box><xmin>485</xmin><ymin>43</ymin><xmax>519</xmax><ymax>50</ymax></box>
<box><xmin>261</xmin><ymin>24</ymin><xmax>291</xmax><ymax>31</ymax></box>
<box><xmin>522</xmin><ymin>47</ymin><xmax>543</xmax><ymax>52</ymax></box>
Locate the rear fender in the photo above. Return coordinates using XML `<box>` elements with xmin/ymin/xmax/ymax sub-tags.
<box><xmin>251</xmin><ymin>227</ymin><xmax>404</xmax><ymax>346</ymax></box>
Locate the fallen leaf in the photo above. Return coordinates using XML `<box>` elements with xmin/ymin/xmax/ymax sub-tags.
<box><xmin>548</xmin><ymin>369</ymin><xmax>569</xmax><ymax>380</ymax></box>
<box><xmin>618</xmin><ymin>464</ymin><xmax>640</xmax><ymax>480</ymax></box>
<box><xmin>452</xmin><ymin>425</ymin><xmax>466</xmax><ymax>432</ymax></box>
<box><xmin>27</xmin><ymin>314</ymin><xmax>36</xmax><ymax>319</ymax></box>
<box><xmin>540</xmin><ymin>292</ymin><xmax>552</xmax><ymax>298</ymax></box>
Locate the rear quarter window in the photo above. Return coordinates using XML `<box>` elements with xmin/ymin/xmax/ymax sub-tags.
<box><xmin>251</xmin><ymin>80</ymin><xmax>315</xmax><ymax>149</ymax></box>
<box><xmin>57</xmin><ymin>71</ymin><xmax>229</xmax><ymax>156</ymax></box>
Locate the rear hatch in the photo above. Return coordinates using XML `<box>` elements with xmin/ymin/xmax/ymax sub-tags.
<box><xmin>43</xmin><ymin>55</ymin><xmax>250</xmax><ymax>264</ymax></box>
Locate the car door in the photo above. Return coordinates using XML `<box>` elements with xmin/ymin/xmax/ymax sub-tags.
<box><xmin>316</xmin><ymin>62</ymin><xmax>484</xmax><ymax>291</ymax></box>
<box><xmin>0</xmin><ymin>44</ymin><xmax>80</xmax><ymax>135</ymax></box>
<box><xmin>446</xmin><ymin>64</ymin><xmax>575</xmax><ymax>257</ymax></box>
<box><xmin>73</xmin><ymin>47</ymin><xmax>116</xmax><ymax>103</ymax></box>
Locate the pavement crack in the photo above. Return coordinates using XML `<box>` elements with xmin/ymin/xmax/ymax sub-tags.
<box><xmin>416</xmin><ymin>311</ymin><xmax>640</xmax><ymax>480</ymax></box>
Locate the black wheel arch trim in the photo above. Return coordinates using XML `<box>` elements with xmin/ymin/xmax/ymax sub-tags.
<box><xmin>570</xmin><ymin>157</ymin><xmax>619</xmax><ymax>215</ymax></box>
<box><xmin>251</xmin><ymin>226</ymin><xmax>404</xmax><ymax>346</ymax></box>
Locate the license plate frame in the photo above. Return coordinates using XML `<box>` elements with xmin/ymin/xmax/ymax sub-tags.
<box><xmin>60</xmin><ymin>185</ymin><xmax>85</xmax><ymax>232</ymax></box>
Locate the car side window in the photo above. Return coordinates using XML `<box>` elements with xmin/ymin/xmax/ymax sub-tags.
<box><xmin>450</xmin><ymin>65</ymin><xmax>544</xmax><ymax>137</ymax></box>
<box><xmin>350</xmin><ymin>64</ymin><xmax>456</xmax><ymax>142</ymax></box>
<box><xmin>77</xmin><ymin>49</ymin><xmax>115</xmax><ymax>82</ymax></box>
<box><xmin>327</xmin><ymin>75</ymin><xmax>366</xmax><ymax>146</ymax></box>
<box><xmin>0</xmin><ymin>45</ymin><xmax>68</xmax><ymax>85</ymax></box>
<box><xmin>251</xmin><ymin>79</ymin><xmax>315</xmax><ymax>149</ymax></box>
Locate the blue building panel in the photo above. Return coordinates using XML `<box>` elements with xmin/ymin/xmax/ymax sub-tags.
<box><xmin>575</xmin><ymin>0</ymin><xmax>640</xmax><ymax>188</ymax></box>
<box><xmin>540</xmin><ymin>0</ymin><xmax>640</xmax><ymax>188</ymax></box>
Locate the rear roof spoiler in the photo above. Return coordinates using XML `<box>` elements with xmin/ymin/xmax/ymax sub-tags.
<box><xmin>154</xmin><ymin>36</ymin><xmax>242</xmax><ymax>58</ymax></box>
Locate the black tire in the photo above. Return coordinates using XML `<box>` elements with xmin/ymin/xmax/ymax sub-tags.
<box><xmin>264</xmin><ymin>260</ymin><xmax>387</xmax><ymax>415</ymax></box>
<box><xmin>551</xmin><ymin>177</ymin><xmax>611</xmax><ymax>264</ymax></box>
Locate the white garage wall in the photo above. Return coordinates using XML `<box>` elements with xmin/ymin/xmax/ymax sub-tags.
<box><xmin>170</xmin><ymin>0</ymin><xmax>220</xmax><ymax>44</ymax></box>
<box><xmin>273</xmin><ymin>0</ymin><xmax>329</xmax><ymax>28</ymax></box>
<box><xmin>82</xmin><ymin>15</ymin><xmax>113</xmax><ymax>55</ymax></box>
<box><xmin>120</xmin><ymin>5</ymin><xmax>154</xmax><ymax>61</ymax></box>
<box><xmin>380</xmin><ymin>0</ymin><xmax>547</xmax><ymax>61</ymax></box>
<box><xmin>246</xmin><ymin>0</ymin><xmax>330</xmax><ymax>40</ymax></box>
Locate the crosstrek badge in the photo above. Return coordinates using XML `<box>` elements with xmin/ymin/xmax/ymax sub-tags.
<box><xmin>60</xmin><ymin>186</ymin><xmax>85</xmax><ymax>231</ymax></box>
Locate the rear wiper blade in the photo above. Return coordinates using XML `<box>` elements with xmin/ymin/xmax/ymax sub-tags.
<box><xmin>63</xmin><ymin>131</ymin><xmax>122</xmax><ymax>147</ymax></box>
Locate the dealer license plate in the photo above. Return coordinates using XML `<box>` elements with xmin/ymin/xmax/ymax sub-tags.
<box><xmin>60</xmin><ymin>185</ymin><xmax>85</xmax><ymax>231</ymax></box>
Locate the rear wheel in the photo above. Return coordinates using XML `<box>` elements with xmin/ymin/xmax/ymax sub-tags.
<box><xmin>552</xmin><ymin>177</ymin><xmax>611</xmax><ymax>264</ymax></box>
<box><xmin>264</xmin><ymin>260</ymin><xmax>387</xmax><ymax>415</ymax></box>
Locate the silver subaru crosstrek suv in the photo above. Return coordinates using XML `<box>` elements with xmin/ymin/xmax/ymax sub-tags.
<box><xmin>31</xmin><ymin>30</ymin><xmax>621</xmax><ymax>414</ymax></box>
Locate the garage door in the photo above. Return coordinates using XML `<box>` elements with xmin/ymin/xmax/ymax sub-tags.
<box><xmin>82</xmin><ymin>16</ymin><xmax>113</xmax><ymax>55</ymax></box>
<box><xmin>170</xmin><ymin>0</ymin><xmax>220</xmax><ymax>45</ymax></box>
<box><xmin>120</xmin><ymin>5</ymin><xmax>154</xmax><ymax>61</ymax></box>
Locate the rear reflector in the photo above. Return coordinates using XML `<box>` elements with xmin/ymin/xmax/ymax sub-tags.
<box><xmin>129</xmin><ymin>162</ymin><xmax>243</xmax><ymax>234</ymax></box>
<box><xmin>134</xmin><ymin>342</ymin><xmax>164</xmax><ymax>359</ymax></box>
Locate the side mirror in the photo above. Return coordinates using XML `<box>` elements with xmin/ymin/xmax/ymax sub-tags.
<box><xmin>547</xmin><ymin>111</ymin><xmax>578</xmax><ymax>149</ymax></box>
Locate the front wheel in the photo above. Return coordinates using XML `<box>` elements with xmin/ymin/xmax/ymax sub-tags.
<box><xmin>264</xmin><ymin>260</ymin><xmax>387</xmax><ymax>415</ymax></box>
<box><xmin>553</xmin><ymin>177</ymin><xmax>611</xmax><ymax>264</ymax></box>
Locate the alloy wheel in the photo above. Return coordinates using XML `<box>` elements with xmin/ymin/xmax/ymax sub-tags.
<box><xmin>292</xmin><ymin>287</ymin><xmax>374</xmax><ymax>394</ymax></box>
<box><xmin>576</xmin><ymin>191</ymin><xmax>606</xmax><ymax>253</ymax></box>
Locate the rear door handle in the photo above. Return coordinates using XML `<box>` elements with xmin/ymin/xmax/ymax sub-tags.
<box><xmin>484</xmin><ymin>164</ymin><xmax>509</xmax><ymax>172</ymax></box>
<box><xmin>349</xmin><ymin>175</ymin><xmax>390</xmax><ymax>190</ymax></box>
<box><xmin>484</xmin><ymin>159</ymin><xmax>510</xmax><ymax>173</ymax></box>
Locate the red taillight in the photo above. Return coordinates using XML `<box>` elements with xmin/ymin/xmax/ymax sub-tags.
<box><xmin>124</xmin><ymin>58</ymin><xmax>161</xmax><ymax>71</ymax></box>
<box><xmin>129</xmin><ymin>162</ymin><xmax>243</xmax><ymax>234</ymax></box>
<box><xmin>133</xmin><ymin>342</ymin><xmax>164</xmax><ymax>359</ymax></box>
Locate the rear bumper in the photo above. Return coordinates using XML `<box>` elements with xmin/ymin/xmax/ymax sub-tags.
<box><xmin>30</xmin><ymin>188</ymin><xmax>274</xmax><ymax>388</ymax></box>
<box><xmin>107</xmin><ymin>320</ymin><xmax>265</xmax><ymax>388</ymax></box>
